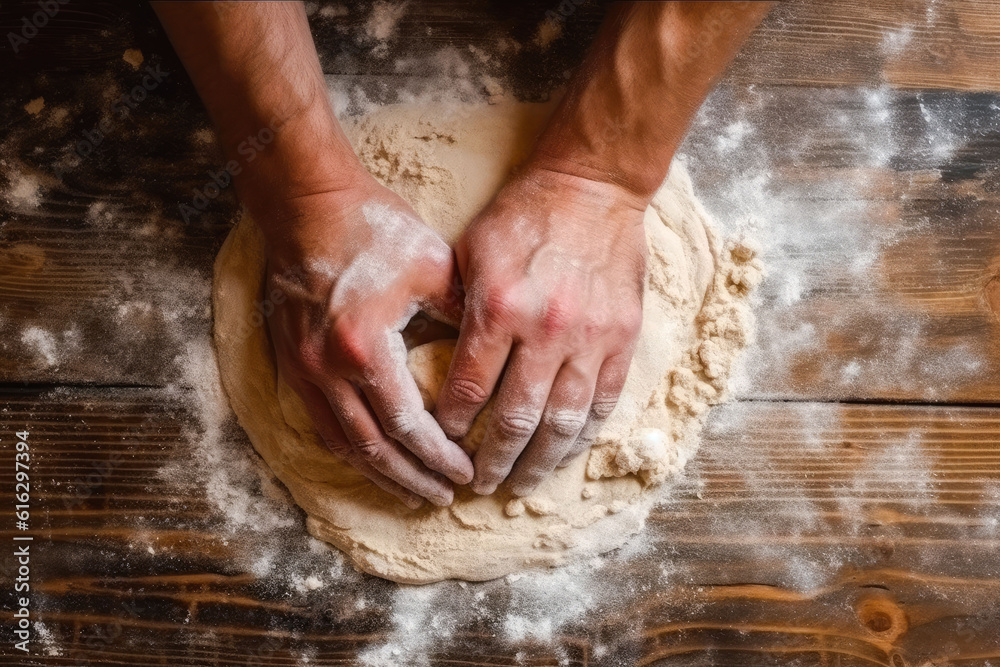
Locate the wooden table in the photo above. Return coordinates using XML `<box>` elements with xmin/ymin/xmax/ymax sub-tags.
<box><xmin>2</xmin><ymin>1</ymin><xmax>999</xmax><ymax>664</ymax></box>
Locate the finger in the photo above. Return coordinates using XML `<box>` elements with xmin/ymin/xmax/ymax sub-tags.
<box><xmin>324</xmin><ymin>377</ymin><xmax>456</xmax><ymax>506</ymax></box>
<box><xmin>290</xmin><ymin>379</ymin><xmax>425</xmax><ymax>509</ymax></box>
<box><xmin>359</xmin><ymin>333</ymin><xmax>474</xmax><ymax>485</ymax></box>
<box><xmin>471</xmin><ymin>347</ymin><xmax>561</xmax><ymax>495</ymax></box>
<box><xmin>433</xmin><ymin>311</ymin><xmax>512</xmax><ymax>441</ymax></box>
<box><xmin>558</xmin><ymin>350</ymin><xmax>632</xmax><ymax>468</ymax></box>
<box><xmin>506</xmin><ymin>359</ymin><xmax>597</xmax><ymax>496</ymax></box>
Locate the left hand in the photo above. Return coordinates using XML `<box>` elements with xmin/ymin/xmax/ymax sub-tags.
<box><xmin>434</xmin><ymin>166</ymin><xmax>648</xmax><ymax>496</ymax></box>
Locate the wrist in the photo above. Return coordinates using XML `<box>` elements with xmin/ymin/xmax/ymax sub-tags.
<box><xmin>526</xmin><ymin>1</ymin><xmax>771</xmax><ymax>203</ymax></box>
<box><xmin>233</xmin><ymin>105</ymin><xmax>370</xmax><ymax>226</ymax></box>
<box><xmin>527</xmin><ymin>88</ymin><xmax>689</xmax><ymax>203</ymax></box>
<box><xmin>506</xmin><ymin>161</ymin><xmax>649</xmax><ymax>233</ymax></box>
<box><xmin>255</xmin><ymin>172</ymin><xmax>375</xmax><ymax>266</ymax></box>
<box><xmin>525</xmin><ymin>148</ymin><xmax>665</xmax><ymax>207</ymax></box>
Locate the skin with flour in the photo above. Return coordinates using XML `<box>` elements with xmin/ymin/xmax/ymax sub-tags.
<box><xmin>154</xmin><ymin>2</ymin><xmax>771</xmax><ymax>507</ymax></box>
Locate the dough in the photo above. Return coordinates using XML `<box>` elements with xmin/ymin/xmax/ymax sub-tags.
<box><xmin>212</xmin><ymin>101</ymin><xmax>761</xmax><ymax>583</ymax></box>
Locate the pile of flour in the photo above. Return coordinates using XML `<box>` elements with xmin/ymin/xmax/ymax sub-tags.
<box><xmin>212</xmin><ymin>99</ymin><xmax>761</xmax><ymax>583</ymax></box>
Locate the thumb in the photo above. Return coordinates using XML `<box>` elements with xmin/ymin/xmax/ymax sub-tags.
<box><xmin>419</xmin><ymin>243</ymin><xmax>466</xmax><ymax>328</ymax></box>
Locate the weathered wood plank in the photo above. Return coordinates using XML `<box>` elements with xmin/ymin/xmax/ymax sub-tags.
<box><xmin>681</xmin><ymin>85</ymin><xmax>1000</xmax><ymax>403</ymax></box>
<box><xmin>730</xmin><ymin>0</ymin><xmax>1000</xmax><ymax>91</ymax></box>
<box><xmin>2</xmin><ymin>391</ymin><xmax>999</xmax><ymax>664</ymax></box>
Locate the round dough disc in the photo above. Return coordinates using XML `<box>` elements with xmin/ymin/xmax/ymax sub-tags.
<box><xmin>212</xmin><ymin>101</ymin><xmax>756</xmax><ymax>583</ymax></box>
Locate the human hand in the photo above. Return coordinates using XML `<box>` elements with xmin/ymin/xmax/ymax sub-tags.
<box><xmin>434</xmin><ymin>167</ymin><xmax>648</xmax><ymax>496</ymax></box>
<box><xmin>263</xmin><ymin>175</ymin><xmax>474</xmax><ymax>509</ymax></box>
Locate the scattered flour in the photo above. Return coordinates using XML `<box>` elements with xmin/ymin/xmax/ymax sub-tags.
<box><xmin>20</xmin><ymin>327</ymin><xmax>59</xmax><ymax>367</ymax></box>
<box><xmin>357</xmin><ymin>557</ymin><xmax>635</xmax><ymax>667</ymax></box>
<box><xmin>318</xmin><ymin>4</ymin><xmax>348</xmax><ymax>19</ymax></box>
<box><xmin>366</xmin><ymin>1</ymin><xmax>407</xmax><ymax>41</ymax></box>
<box><xmin>365</xmin><ymin>1</ymin><xmax>408</xmax><ymax>56</ymax></box>
<box><xmin>5</xmin><ymin>171</ymin><xmax>41</xmax><ymax>209</ymax></box>
<box><xmin>86</xmin><ymin>201</ymin><xmax>115</xmax><ymax>227</ymax></box>
<box><xmin>682</xmin><ymin>81</ymin><xmax>982</xmax><ymax>400</ymax></box>
<box><xmin>533</xmin><ymin>17</ymin><xmax>564</xmax><ymax>49</ymax></box>
<box><xmin>33</xmin><ymin>621</ymin><xmax>61</xmax><ymax>657</ymax></box>
<box><xmin>358</xmin><ymin>587</ymin><xmax>442</xmax><ymax>666</ymax></box>
<box><xmin>20</xmin><ymin>326</ymin><xmax>78</xmax><ymax>369</ymax></box>
<box><xmin>191</xmin><ymin>126</ymin><xmax>216</xmax><ymax>146</ymax></box>
<box><xmin>164</xmin><ymin>339</ymin><xmax>297</xmax><ymax>535</ymax></box>
<box><xmin>880</xmin><ymin>26</ymin><xmax>914</xmax><ymax>55</ymax></box>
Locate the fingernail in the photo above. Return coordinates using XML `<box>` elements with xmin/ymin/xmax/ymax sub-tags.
<box><xmin>436</xmin><ymin>417</ymin><xmax>467</xmax><ymax>441</ymax></box>
<box><xmin>429</xmin><ymin>490</ymin><xmax>454</xmax><ymax>507</ymax></box>
<box><xmin>405</xmin><ymin>497</ymin><xmax>424</xmax><ymax>510</ymax></box>
<box><xmin>453</xmin><ymin>463</ymin><xmax>474</xmax><ymax>486</ymax></box>
<box><xmin>470</xmin><ymin>480</ymin><xmax>496</xmax><ymax>496</ymax></box>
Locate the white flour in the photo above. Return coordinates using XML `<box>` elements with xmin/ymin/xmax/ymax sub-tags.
<box><xmin>4</xmin><ymin>170</ymin><xmax>41</xmax><ymax>209</ymax></box>
<box><xmin>682</xmin><ymin>82</ymin><xmax>982</xmax><ymax>401</ymax></box>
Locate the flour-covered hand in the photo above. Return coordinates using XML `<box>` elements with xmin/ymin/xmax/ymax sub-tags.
<box><xmin>263</xmin><ymin>177</ymin><xmax>473</xmax><ymax>508</ymax></box>
<box><xmin>435</xmin><ymin>167</ymin><xmax>648</xmax><ymax>496</ymax></box>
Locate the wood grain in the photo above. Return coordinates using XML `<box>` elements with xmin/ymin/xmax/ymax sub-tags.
<box><xmin>731</xmin><ymin>0</ymin><xmax>1000</xmax><ymax>91</ymax></box>
<box><xmin>3</xmin><ymin>391</ymin><xmax>999</xmax><ymax>665</ymax></box>
<box><xmin>681</xmin><ymin>85</ymin><xmax>1000</xmax><ymax>402</ymax></box>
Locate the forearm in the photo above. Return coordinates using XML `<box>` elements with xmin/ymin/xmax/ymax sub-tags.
<box><xmin>531</xmin><ymin>1</ymin><xmax>772</xmax><ymax>201</ymax></box>
<box><xmin>152</xmin><ymin>1</ymin><xmax>362</xmax><ymax>225</ymax></box>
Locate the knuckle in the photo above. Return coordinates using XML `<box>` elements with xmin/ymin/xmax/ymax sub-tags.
<box><xmin>538</xmin><ymin>296</ymin><xmax>576</xmax><ymax>339</ymax></box>
<box><xmin>581</xmin><ymin>317</ymin><xmax>604</xmax><ymax>343</ymax></box>
<box><xmin>477</xmin><ymin>288</ymin><xmax>520</xmax><ymax>329</ymax></box>
<box><xmin>544</xmin><ymin>409</ymin><xmax>587</xmax><ymax>437</ymax></box>
<box><xmin>444</xmin><ymin>376</ymin><xmax>491</xmax><ymax>407</ymax></box>
<box><xmin>330</xmin><ymin>320</ymin><xmax>370</xmax><ymax>368</ymax></box>
<box><xmin>381</xmin><ymin>411</ymin><xmax>419</xmax><ymax>443</ymax></box>
<box><xmin>353</xmin><ymin>438</ymin><xmax>388</xmax><ymax>466</ymax></box>
<box><xmin>496</xmin><ymin>410</ymin><xmax>540</xmax><ymax>441</ymax></box>
<box><xmin>590</xmin><ymin>395</ymin><xmax>619</xmax><ymax>421</ymax></box>
<box><xmin>618</xmin><ymin>307</ymin><xmax>643</xmax><ymax>338</ymax></box>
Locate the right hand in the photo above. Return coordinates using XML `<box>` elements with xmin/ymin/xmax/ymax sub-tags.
<box><xmin>261</xmin><ymin>173</ymin><xmax>474</xmax><ymax>509</ymax></box>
